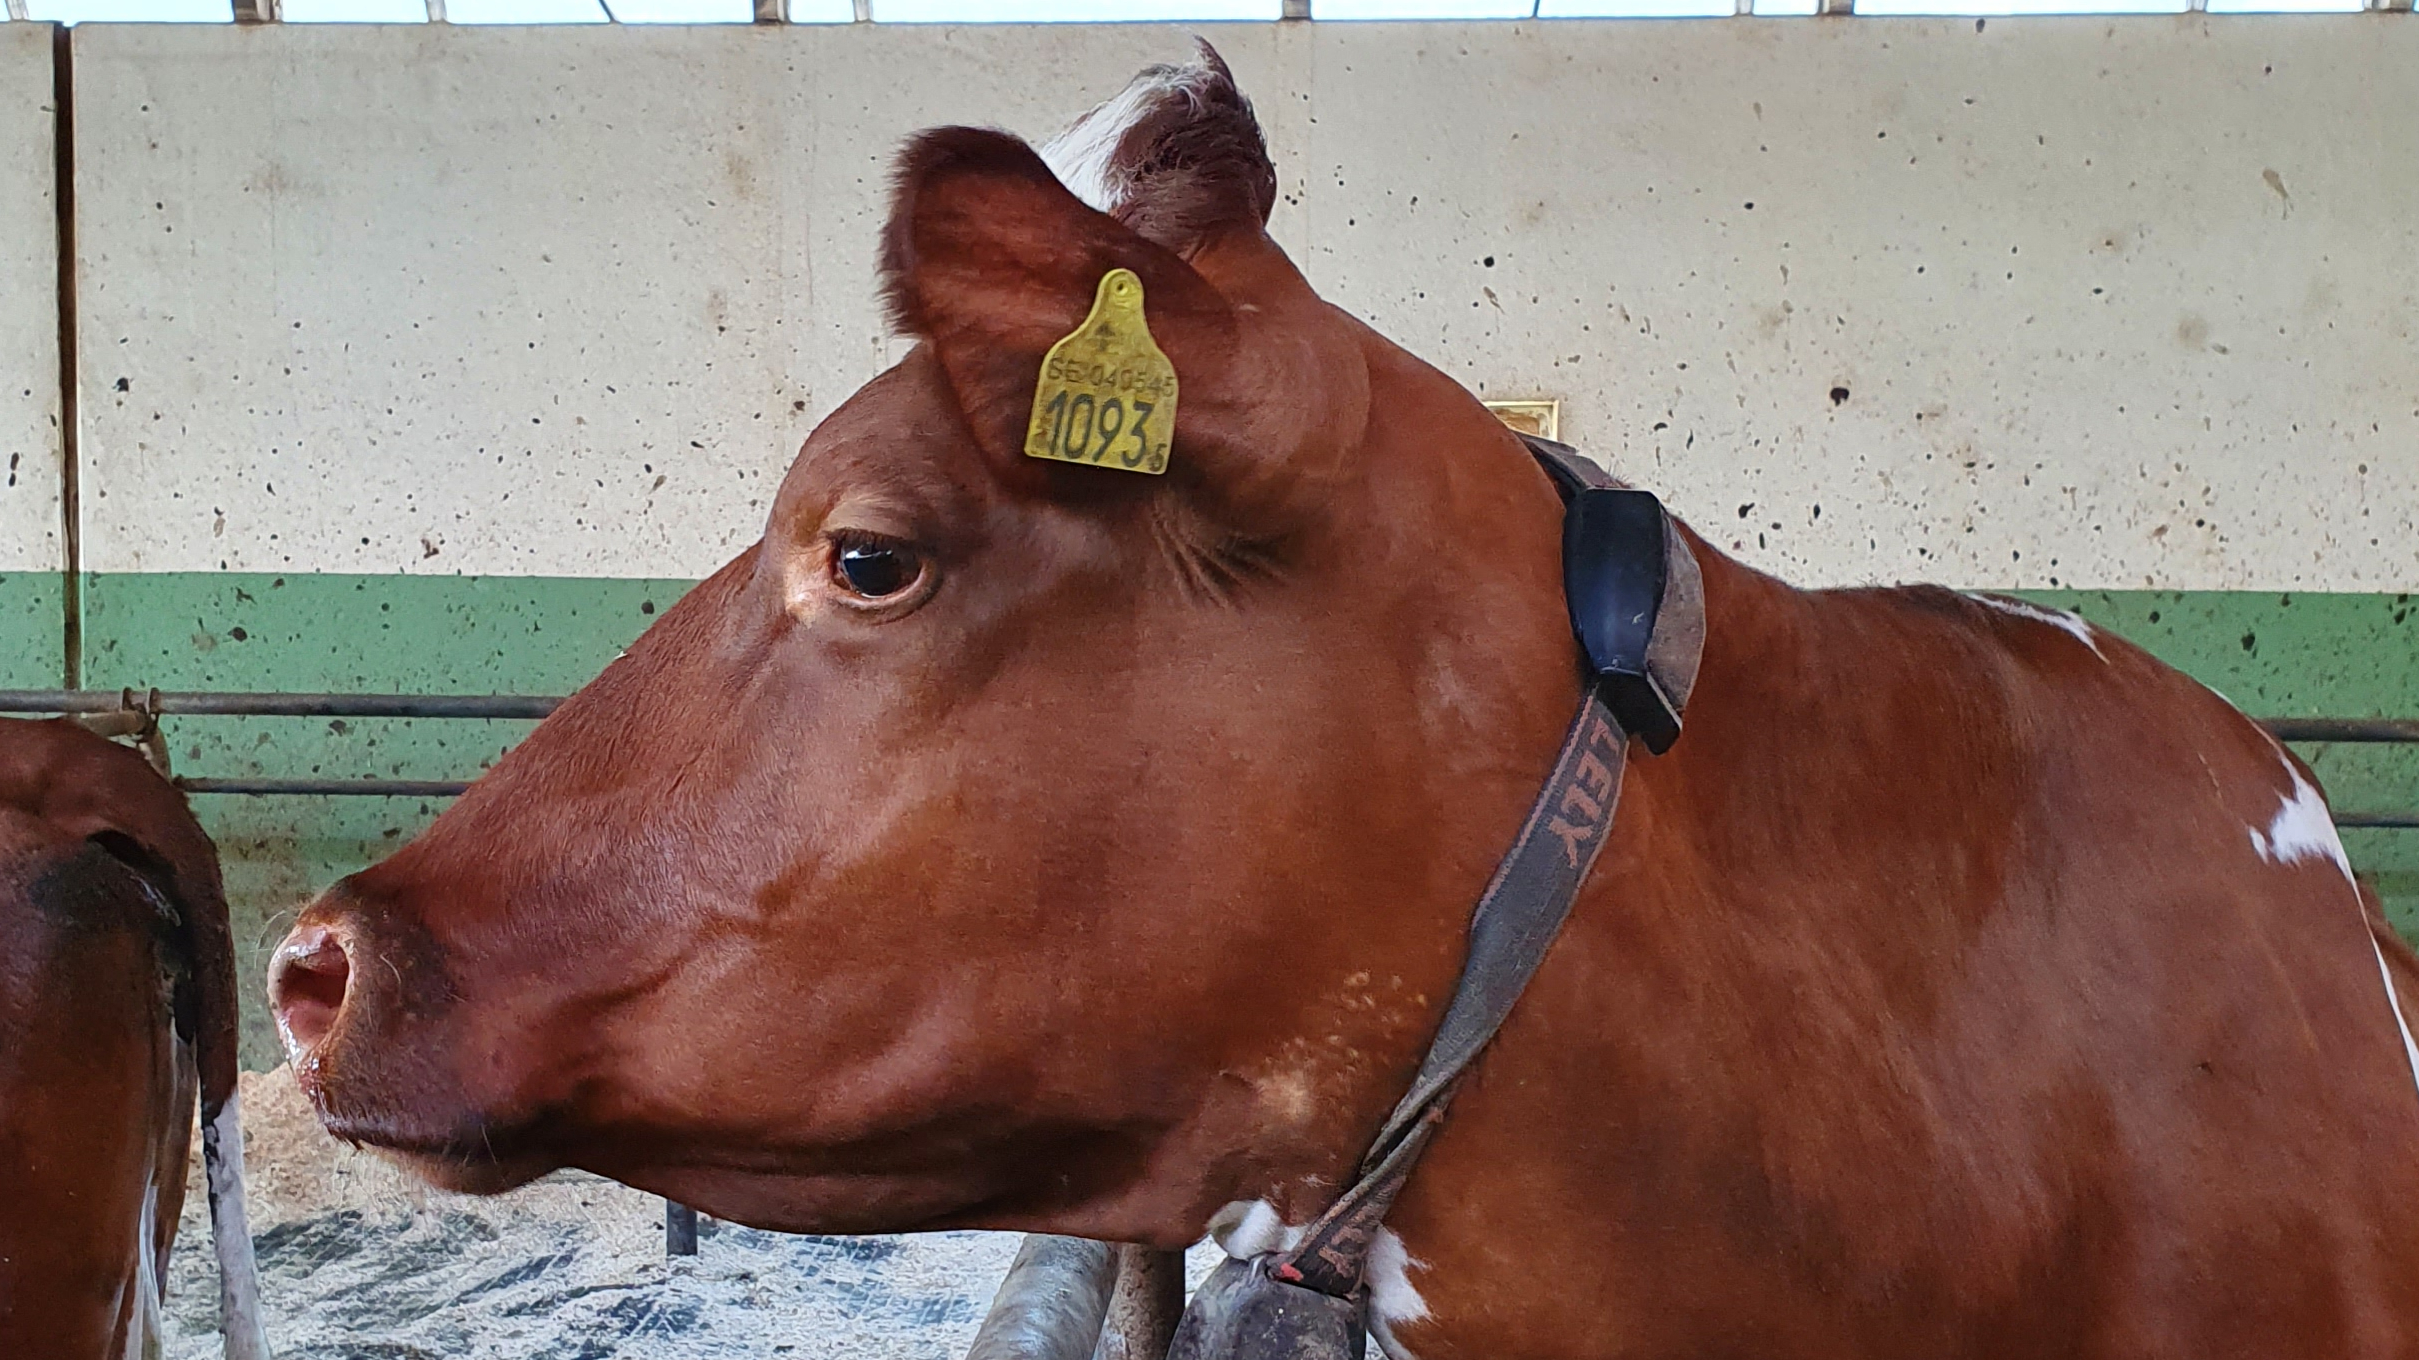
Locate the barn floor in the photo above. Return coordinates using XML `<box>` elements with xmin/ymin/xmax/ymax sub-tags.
<box><xmin>158</xmin><ymin>1067</ymin><xmax>1045</xmax><ymax>1359</ymax></box>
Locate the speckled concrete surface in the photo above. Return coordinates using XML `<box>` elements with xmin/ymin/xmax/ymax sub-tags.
<box><xmin>0</xmin><ymin>25</ymin><xmax>62</xmax><ymax>585</ymax></box>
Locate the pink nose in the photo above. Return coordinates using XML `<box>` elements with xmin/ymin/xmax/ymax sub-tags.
<box><xmin>268</xmin><ymin>922</ymin><xmax>353</xmax><ymax>1058</ymax></box>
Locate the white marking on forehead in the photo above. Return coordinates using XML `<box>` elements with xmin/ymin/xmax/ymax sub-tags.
<box><xmin>2249</xmin><ymin>765</ymin><xmax>2353</xmax><ymax>879</ymax></box>
<box><xmin>1207</xmin><ymin>1198</ymin><xmax>1305</xmax><ymax>1261</ymax></box>
<box><xmin>2249</xmin><ymin>763</ymin><xmax>2419</xmax><ymax>1102</ymax></box>
<box><xmin>1040</xmin><ymin>65</ymin><xmax>1192</xmax><ymax>215</ymax></box>
<box><xmin>1366</xmin><ymin>1227</ymin><xmax>1432</xmax><ymax>1360</ymax></box>
<box><xmin>1967</xmin><ymin>593</ymin><xmax>2106</xmax><ymax>660</ymax></box>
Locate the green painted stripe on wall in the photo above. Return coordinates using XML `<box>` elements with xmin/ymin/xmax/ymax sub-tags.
<box><xmin>0</xmin><ymin>572</ymin><xmax>64</xmax><ymax>687</ymax></box>
<box><xmin>0</xmin><ymin>572</ymin><xmax>2410</xmax><ymax>1068</ymax></box>
<box><xmin>2021</xmin><ymin>591</ymin><xmax>2419</xmax><ymax>716</ymax></box>
<box><xmin>78</xmin><ymin>571</ymin><xmax>692</xmax><ymax>1070</ymax></box>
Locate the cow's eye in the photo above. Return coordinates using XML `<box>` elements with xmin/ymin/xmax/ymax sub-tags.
<box><xmin>832</xmin><ymin>540</ymin><xmax>920</xmax><ymax>600</ymax></box>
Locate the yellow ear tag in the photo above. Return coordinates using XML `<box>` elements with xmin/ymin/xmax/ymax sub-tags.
<box><xmin>1024</xmin><ymin>268</ymin><xmax>1177</xmax><ymax>475</ymax></box>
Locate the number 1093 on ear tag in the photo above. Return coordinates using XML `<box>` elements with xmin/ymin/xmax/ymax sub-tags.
<box><xmin>1025</xmin><ymin>268</ymin><xmax>1177</xmax><ymax>475</ymax></box>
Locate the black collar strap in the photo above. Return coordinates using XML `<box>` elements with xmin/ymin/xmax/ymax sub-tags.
<box><xmin>1167</xmin><ymin>438</ymin><xmax>1706</xmax><ymax>1360</ymax></box>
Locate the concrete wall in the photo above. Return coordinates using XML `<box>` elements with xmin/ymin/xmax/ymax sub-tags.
<box><xmin>1</xmin><ymin>24</ymin><xmax>62</xmax><ymax>686</ymax></box>
<box><xmin>25</xmin><ymin>18</ymin><xmax>2419</xmax><ymax>1063</ymax></box>
<box><xmin>64</xmin><ymin>19</ymin><xmax>2419</xmax><ymax>591</ymax></box>
<box><xmin>1297</xmin><ymin>19</ymin><xmax>2419</xmax><ymax>593</ymax></box>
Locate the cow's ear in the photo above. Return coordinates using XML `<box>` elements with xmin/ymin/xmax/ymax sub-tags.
<box><xmin>879</xmin><ymin>126</ymin><xmax>1366</xmax><ymax>530</ymax></box>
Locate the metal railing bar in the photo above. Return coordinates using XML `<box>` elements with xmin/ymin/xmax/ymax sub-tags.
<box><xmin>156</xmin><ymin>778</ymin><xmax>2419</xmax><ymax>825</ymax></box>
<box><xmin>6</xmin><ymin>692</ymin><xmax>2413</xmax><ymax>740</ymax></box>
<box><xmin>0</xmin><ymin>690</ymin><xmax>563</xmax><ymax>719</ymax></box>
<box><xmin>175</xmin><ymin>777</ymin><xmax>475</xmax><ymax>797</ymax></box>
<box><xmin>3</xmin><ymin>691</ymin><xmax>2411</xmax><ymax>825</ymax></box>
<box><xmin>2337</xmin><ymin>812</ymin><xmax>2419</xmax><ymax>831</ymax></box>
<box><xmin>2261</xmin><ymin>718</ymin><xmax>2419</xmax><ymax>744</ymax></box>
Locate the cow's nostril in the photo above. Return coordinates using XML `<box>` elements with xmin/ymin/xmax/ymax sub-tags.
<box><xmin>269</xmin><ymin>924</ymin><xmax>352</xmax><ymax>1058</ymax></box>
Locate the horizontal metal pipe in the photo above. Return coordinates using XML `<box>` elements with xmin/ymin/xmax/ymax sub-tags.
<box><xmin>2337</xmin><ymin>812</ymin><xmax>2419</xmax><ymax>831</ymax></box>
<box><xmin>160</xmin><ymin>775</ymin><xmax>2419</xmax><ymax>828</ymax></box>
<box><xmin>175</xmin><ymin>778</ymin><xmax>473</xmax><ymax>798</ymax></box>
<box><xmin>2</xmin><ymin>692</ymin><xmax>2409</xmax><ymax>828</ymax></box>
<box><xmin>1</xmin><ymin>692</ymin><xmax>2411</xmax><ymax>741</ymax></box>
<box><xmin>2262</xmin><ymin>718</ymin><xmax>2419</xmax><ymax>744</ymax></box>
<box><xmin>0</xmin><ymin>690</ymin><xmax>563</xmax><ymax>719</ymax></box>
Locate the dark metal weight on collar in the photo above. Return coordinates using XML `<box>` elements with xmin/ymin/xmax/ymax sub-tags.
<box><xmin>1168</xmin><ymin>1255</ymin><xmax>1366</xmax><ymax>1360</ymax></box>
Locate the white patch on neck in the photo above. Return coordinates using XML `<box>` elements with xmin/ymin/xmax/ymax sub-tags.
<box><xmin>2249</xmin><ymin>766</ymin><xmax>2353</xmax><ymax>878</ymax></box>
<box><xmin>203</xmin><ymin>1095</ymin><xmax>273</xmax><ymax>1360</ymax></box>
<box><xmin>1205</xmin><ymin>1202</ymin><xmax>1432</xmax><ymax>1359</ymax></box>
<box><xmin>1966</xmin><ymin>593</ymin><xmax>2106</xmax><ymax>660</ymax></box>
<box><xmin>1366</xmin><ymin>1227</ymin><xmax>1432</xmax><ymax>1360</ymax></box>
<box><xmin>2249</xmin><ymin>763</ymin><xmax>2419</xmax><ymax>1102</ymax></box>
<box><xmin>1040</xmin><ymin>66</ymin><xmax>1191</xmax><ymax>215</ymax></box>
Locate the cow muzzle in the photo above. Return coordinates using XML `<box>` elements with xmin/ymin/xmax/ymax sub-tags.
<box><xmin>268</xmin><ymin>919</ymin><xmax>354</xmax><ymax>1063</ymax></box>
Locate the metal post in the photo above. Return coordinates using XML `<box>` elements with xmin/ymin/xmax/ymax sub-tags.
<box><xmin>1096</xmin><ymin>1246</ymin><xmax>1184</xmax><ymax>1360</ymax></box>
<box><xmin>425</xmin><ymin>0</ymin><xmax>447</xmax><ymax>22</ymax></box>
<box><xmin>1281</xmin><ymin>0</ymin><xmax>1309</xmax><ymax>17</ymax></box>
<box><xmin>666</xmin><ymin>1201</ymin><xmax>699</xmax><ymax>1257</ymax></box>
<box><xmin>1816</xmin><ymin>0</ymin><xmax>1852</xmax><ymax>14</ymax></box>
<box><xmin>5</xmin><ymin>0</ymin><xmax>29</xmax><ymax>24</ymax></box>
<box><xmin>966</xmin><ymin>1236</ymin><xmax>1118</xmax><ymax>1360</ymax></box>
<box><xmin>232</xmin><ymin>0</ymin><xmax>282</xmax><ymax>21</ymax></box>
<box><xmin>754</xmin><ymin>0</ymin><xmax>783</xmax><ymax>23</ymax></box>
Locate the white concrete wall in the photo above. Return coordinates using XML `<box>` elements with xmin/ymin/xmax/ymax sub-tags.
<box><xmin>68</xmin><ymin>18</ymin><xmax>2419</xmax><ymax>590</ymax></box>
<box><xmin>1</xmin><ymin>23</ymin><xmax>60</xmax><ymax>576</ymax></box>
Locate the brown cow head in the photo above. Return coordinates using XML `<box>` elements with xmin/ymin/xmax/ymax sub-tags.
<box><xmin>270</xmin><ymin>47</ymin><xmax>1584</xmax><ymax>1244</ymax></box>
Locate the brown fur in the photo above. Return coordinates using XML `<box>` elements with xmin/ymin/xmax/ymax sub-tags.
<box><xmin>0</xmin><ymin>718</ymin><xmax>236</xmax><ymax>1356</ymax></box>
<box><xmin>274</xmin><ymin>53</ymin><xmax>2419</xmax><ymax>1358</ymax></box>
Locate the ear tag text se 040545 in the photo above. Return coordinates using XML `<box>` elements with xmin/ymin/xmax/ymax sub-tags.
<box><xmin>1024</xmin><ymin>268</ymin><xmax>1177</xmax><ymax>475</ymax></box>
